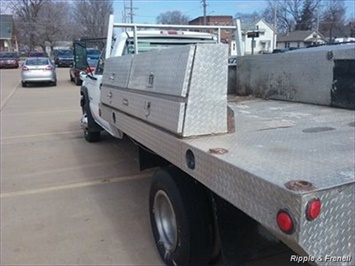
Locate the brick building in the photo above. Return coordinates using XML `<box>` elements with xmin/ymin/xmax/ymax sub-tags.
<box><xmin>188</xmin><ymin>16</ymin><xmax>234</xmax><ymax>44</ymax></box>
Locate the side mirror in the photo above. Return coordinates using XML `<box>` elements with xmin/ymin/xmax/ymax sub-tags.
<box><xmin>79</xmin><ymin>71</ymin><xmax>88</xmax><ymax>81</ymax></box>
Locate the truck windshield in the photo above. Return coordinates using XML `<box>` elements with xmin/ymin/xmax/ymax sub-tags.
<box><xmin>125</xmin><ymin>37</ymin><xmax>216</xmax><ymax>54</ymax></box>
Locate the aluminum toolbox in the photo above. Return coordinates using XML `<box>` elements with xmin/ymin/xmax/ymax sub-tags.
<box><xmin>100</xmin><ymin>44</ymin><xmax>229</xmax><ymax>137</ymax></box>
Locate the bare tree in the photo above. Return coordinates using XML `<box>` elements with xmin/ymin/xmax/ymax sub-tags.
<box><xmin>9</xmin><ymin>0</ymin><xmax>75</xmax><ymax>51</ymax></box>
<box><xmin>38</xmin><ymin>1</ymin><xmax>76</xmax><ymax>49</ymax></box>
<box><xmin>296</xmin><ymin>0</ymin><xmax>319</xmax><ymax>30</ymax></box>
<box><xmin>8</xmin><ymin>0</ymin><xmax>46</xmax><ymax>50</ymax></box>
<box><xmin>156</xmin><ymin>11</ymin><xmax>189</xmax><ymax>25</ymax></box>
<box><xmin>72</xmin><ymin>0</ymin><xmax>113</xmax><ymax>38</ymax></box>
<box><xmin>319</xmin><ymin>0</ymin><xmax>346</xmax><ymax>42</ymax></box>
<box><xmin>235</xmin><ymin>11</ymin><xmax>262</xmax><ymax>26</ymax></box>
<box><xmin>262</xmin><ymin>0</ymin><xmax>321</xmax><ymax>33</ymax></box>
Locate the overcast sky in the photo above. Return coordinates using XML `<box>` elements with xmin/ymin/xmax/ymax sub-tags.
<box><xmin>113</xmin><ymin>0</ymin><xmax>355</xmax><ymax>24</ymax></box>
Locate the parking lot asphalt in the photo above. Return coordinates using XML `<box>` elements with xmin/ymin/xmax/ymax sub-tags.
<box><xmin>1</xmin><ymin>68</ymin><xmax>163</xmax><ymax>265</ymax></box>
<box><xmin>1</xmin><ymin>67</ymin><xmax>305</xmax><ymax>266</ymax></box>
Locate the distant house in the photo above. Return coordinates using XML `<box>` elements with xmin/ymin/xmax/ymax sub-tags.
<box><xmin>231</xmin><ymin>19</ymin><xmax>276</xmax><ymax>55</ymax></box>
<box><xmin>277</xmin><ymin>30</ymin><xmax>326</xmax><ymax>49</ymax></box>
<box><xmin>0</xmin><ymin>14</ymin><xmax>18</xmax><ymax>52</ymax></box>
<box><xmin>241</xmin><ymin>19</ymin><xmax>276</xmax><ymax>55</ymax></box>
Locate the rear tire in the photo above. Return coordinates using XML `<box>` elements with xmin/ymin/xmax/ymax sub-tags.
<box><xmin>21</xmin><ymin>81</ymin><xmax>26</xmax><ymax>87</ymax></box>
<box><xmin>149</xmin><ymin>166</ymin><xmax>213</xmax><ymax>266</ymax></box>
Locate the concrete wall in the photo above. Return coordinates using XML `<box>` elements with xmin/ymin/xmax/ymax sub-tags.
<box><xmin>236</xmin><ymin>45</ymin><xmax>355</xmax><ymax>109</ymax></box>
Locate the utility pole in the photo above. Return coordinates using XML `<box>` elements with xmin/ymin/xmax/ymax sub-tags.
<box><xmin>202</xmin><ymin>0</ymin><xmax>207</xmax><ymax>25</ymax></box>
<box><xmin>273</xmin><ymin>1</ymin><xmax>278</xmax><ymax>50</ymax></box>
<box><xmin>123</xmin><ymin>0</ymin><xmax>137</xmax><ymax>24</ymax></box>
<box><xmin>129</xmin><ymin>0</ymin><xmax>134</xmax><ymax>23</ymax></box>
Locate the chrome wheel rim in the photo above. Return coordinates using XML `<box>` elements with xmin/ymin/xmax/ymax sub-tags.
<box><xmin>154</xmin><ymin>190</ymin><xmax>178</xmax><ymax>251</ymax></box>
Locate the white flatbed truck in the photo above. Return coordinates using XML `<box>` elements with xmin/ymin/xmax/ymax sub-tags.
<box><xmin>78</xmin><ymin>15</ymin><xmax>354</xmax><ymax>265</ymax></box>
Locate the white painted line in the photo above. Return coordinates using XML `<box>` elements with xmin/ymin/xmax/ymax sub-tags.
<box><xmin>0</xmin><ymin>173</ymin><xmax>151</xmax><ymax>199</ymax></box>
<box><xmin>13</xmin><ymin>160</ymin><xmax>124</xmax><ymax>178</ymax></box>
<box><xmin>2</xmin><ymin>109</ymin><xmax>79</xmax><ymax>116</ymax></box>
<box><xmin>0</xmin><ymin>81</ymin><xmax>20</xmax><ymax>111</ymax></box>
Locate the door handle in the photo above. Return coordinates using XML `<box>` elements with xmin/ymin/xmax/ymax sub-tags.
<box><xmin>122</xmin><ymin>98</ymin><xmax>129</xmax><ymax>106</ymax></box>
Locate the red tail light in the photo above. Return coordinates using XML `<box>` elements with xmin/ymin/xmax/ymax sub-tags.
<box><xmin>22</xmin><ymin>66</ymin><xmax>29</xmax><ymax>71</ymax></box>
<box><xmin>277</xmin><ymin>210</ymin><xmax>294</xmax><ymax>234</ymax></box>
<box><xmin>167</xmin><ymin>30</ymin><xmax>178</xmax><ymax>35</ymax></box>
<box><xmin>306</xmin><ymin>199</ymin><xmax>321</xmax><ymax>221</ymax></box>
<box><xmin>45</xmin><ymin>66</ymin><xmax>53</xmax><ymax>70</ymax></box>
<box><xmin>160</xmin><ymin>30</ymin><xmax>182</xmax><ymax>35</ymax></box>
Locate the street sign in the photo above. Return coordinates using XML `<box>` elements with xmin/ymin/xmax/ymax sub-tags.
<box><xmin>247</xmin><ymin>31</ymin><xmax>259</xmax><ymax>38</ymax></box>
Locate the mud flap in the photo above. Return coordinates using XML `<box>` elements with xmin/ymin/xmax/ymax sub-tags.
<box><xmin>213</xmin><ymin>195</ymin><xmax>288</xmax><ymax>265</ymax></box>
<box><xmin>332</xmin><ymin>59</ymin><xmax>355</xmax><ymax>110</ymax></box>
<box><xmin>138</xmin><ymin>145</ymin><xmax>170</xmax><ymax>171</ymax></box>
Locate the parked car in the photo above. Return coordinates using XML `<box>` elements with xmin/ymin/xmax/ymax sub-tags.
<box><xmin>19</xmin><ymin>49</ymin><xmax>28</xmax><ymax>57</ymax></box>
<box><xmin>54</xmin><ymin>50</ymin><xmax>74</xmax><ymax>67</ymax></box>
<box><xmin>272</xmin><ymin>47</ymin><xmax>299</xmax><ymax>53</ymax></box>
<box><xmin>86</xmin><ymin>48</ymin><xmax>101</xmax><ymax>60</ymax></box>
<box><xmin>70</xmin><ymin>58</ymin><xmax>98</xmax><ymax>86</ymax></box>
<box><xmin>28</xmin><ymin>51</ymin><xmax>48</xmax><ymax>57</ymax></box>
<box><xmin>0</xmin><ymin>52</ymin><xmax>19</xmax><ymax>68</ymax></box>
<box><xmin>21</xmin><ymin>57</ymin><xmax>57</xmax><ymax>87</ymax></box>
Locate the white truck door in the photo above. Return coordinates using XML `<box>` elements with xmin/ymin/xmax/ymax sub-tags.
<box><xmin>85</xmin><ymin>52</ymin><xmax>121</xmax><ymax>137</ymax></box>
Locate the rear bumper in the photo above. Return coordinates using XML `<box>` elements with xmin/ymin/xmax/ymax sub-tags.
<box><xmin>56</xmin><ymin>60</ymin><xmax>73</xmax><ymax>66</ymax></box>
<box><xmin>22</xmin><ymin>78</ymin><xmax>56</xmax><ymax>82</ymax></box>
<box><xmin>0</xmin><ymin>62</ymin><xmax>19</xmax><ymax>68</ymax></box>
<box><xmin>273</xmin><ymin>183</ymin><xmax>354</xmax><ymax>266</ymax></box>
<box><xmin>22</xmin><ymin>73</ymin><xmax>56</xmax><ymax>83</ymax></box>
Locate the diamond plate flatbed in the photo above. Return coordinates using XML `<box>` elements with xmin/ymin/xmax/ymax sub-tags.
<box><xmin>183</xmin><ymin>97</ymin><xmax>354</xmax><ymax>264</ymax></box>
<box><xmin>98</xmin><ymin>41</ymin><xmax>354</xmax><ymax>265</ymax></box>
<box><xmin>191</xmin><ymin>97</ymin><xmax>354</xmax><ymax>190</ymax></box>
<box><xmin>100</xmin><ymin>96</ymin><xmax>354</xmax><ymax>265</ymax></box>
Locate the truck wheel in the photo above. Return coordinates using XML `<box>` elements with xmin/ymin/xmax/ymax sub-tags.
<box><xmin>149</xmin><ymin>166</ymin><xmax>213</xmax><ymax>266</ymax></box>
<box><xmin>81</xmin><ymin>94</ymin><xmax>100</xmax><ymax>142</ymax></box>
<box><xmin>75</xmin><ymin>77</ymin><xmax>82</xmax><ymax>86</ymax></box>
